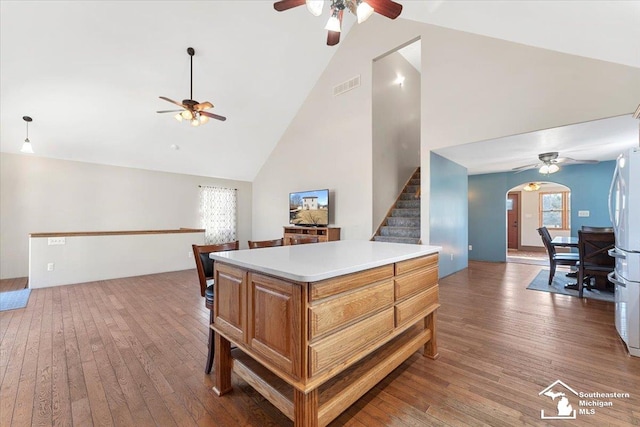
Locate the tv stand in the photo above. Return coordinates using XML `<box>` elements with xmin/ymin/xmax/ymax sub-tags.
<box><xmin>283</xmin><ymin>226</ymin><xmax>340</xmax><ymax>245</ymax></box>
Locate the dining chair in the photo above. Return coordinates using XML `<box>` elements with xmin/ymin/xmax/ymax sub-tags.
<box><xmin>192</xmin><ymin>240</ymin><xmax>239</xmax><ymax>374</ymax></box>
<box><xmin>581</xmin><ymin>226</ymin><xmax>614</xmax><ymax>232</ymax></box>
<box><xmin>577</xmin><ymin>230</ymin><xmax>615</xmax><ymax>298</ymax></box>
<box><xmin>247</xmin><ymin>238</ymin><xmax>284</xmax><ymax>249</ymax></box>
<box><xmin>537</xmin><ymin>227</ymin><xmax>579</xmax><ymax>286</ymax></box>
<box><xmin>290</xmin><ymin>235</ymin><xmax>319</xmax><ymax>245</ymax></box>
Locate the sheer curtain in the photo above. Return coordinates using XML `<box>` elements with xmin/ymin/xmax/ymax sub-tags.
<box><xmin>199</xmin><ymin>186</ymin><xmax>237</xmax><ymax>244</ymax></box>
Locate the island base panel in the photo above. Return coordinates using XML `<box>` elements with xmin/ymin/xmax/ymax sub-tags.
<box><xmin>217</xmin><ymin>318</ymin><xmax>435</xmax><ymax>427</ymax></box>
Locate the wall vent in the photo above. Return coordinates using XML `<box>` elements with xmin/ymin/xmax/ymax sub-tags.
<box><xmin>333</xmin><ymin>75</ymin><xmax>360</xmax><ymax>97</ymax></box>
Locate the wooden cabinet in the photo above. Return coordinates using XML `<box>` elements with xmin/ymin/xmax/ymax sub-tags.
<box><xmin>247</xmin><ymin>273</ymin><xmax>303</xmax><ymax>378</ymax></box>
<box><xmin>283</xmin><ymin>226</ymin><xmax>340</xmax><ymax>245</ymax></box>
<box><xmin>212</xmin><ymin>251</ymin><xmax>439</xmax><ymax>427</ymax></box>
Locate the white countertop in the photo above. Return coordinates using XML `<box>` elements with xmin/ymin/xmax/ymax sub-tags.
<box><xmin>210</xmin><ymin>240</ymin><xmax>441</xmax><ymax>282</ymax></box>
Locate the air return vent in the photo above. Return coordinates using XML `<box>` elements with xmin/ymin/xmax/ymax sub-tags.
<box><xmin>333</xmin><ymin>75</ymin><xmax>360</xmax><ymax>97</ymax></box>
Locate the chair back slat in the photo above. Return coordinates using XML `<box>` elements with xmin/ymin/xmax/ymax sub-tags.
<box><xmin>248</xmin><ymin>238</ymin><xmax>284</xmax><ymax>249</ymax></box>
<box><xmin>192</xmin><ymin>241</ymin><xmax>239</xmax><ymax>297</ymax></box>
<box><xmin>537</xmin><ymin>227</ymin><xmax>556</xmax><ymax>258</ymax></box>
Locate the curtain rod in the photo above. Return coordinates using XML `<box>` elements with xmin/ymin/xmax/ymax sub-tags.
<box><xmin>198</xmin><ymin>185</ymin><xmax>237</xmax><ymax>190</ymax></box>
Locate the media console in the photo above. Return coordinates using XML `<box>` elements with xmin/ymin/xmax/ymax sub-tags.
<box><xmin>283</xmin><ymin>226</ymin><xmax>340</xmax><ymax>245</ymax></box>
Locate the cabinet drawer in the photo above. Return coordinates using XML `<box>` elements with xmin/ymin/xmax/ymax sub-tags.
<box><xmin>395</xmin><ymin>265</ymin><xmax>438</xmax><ymax>301</ymax></box>
<box><xmin>309</xmin><ymin>308</ymin><xmax>394</xmax><ymax>376</ymax></box>
<box><xmin>395</xmin><ymin>286</ymin><xmax>438</xmax><ymax>328</ymax></box>
<box><xmin>309</xmin><ymin>280</ymin><xmax>393</xmax><ymax>340</ymax></box>
<box><xmin>310</xmin><ymin>265</ymin><xmax>393</xmax><ymax>301</ymax></box>
<box><xmin>395</xmin><ymin>253</ymin><xmax>438</xmax><ymax>276</ymax></box>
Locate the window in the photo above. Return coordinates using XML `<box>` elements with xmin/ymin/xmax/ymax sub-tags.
<box><xmin>199</xmin><ymin>186</ymin><xmax>237</xmax><ymax>244</ymax></box>
<box><xmin>539</xmin><ymin>191</ymin><xmax>570</xmax><ymax>229</ymax></box>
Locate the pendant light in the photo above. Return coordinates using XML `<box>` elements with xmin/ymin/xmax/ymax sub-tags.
<box><xmin>21</xmin><ymin>116</ymin><xmax>34</xmax><ymax>154</ymax></box>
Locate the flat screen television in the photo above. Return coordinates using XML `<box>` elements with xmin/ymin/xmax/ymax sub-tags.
<box><xmin>289</xmin><ymin>189</ymin><xmax>329</xmax><ymax>226</ymax></box>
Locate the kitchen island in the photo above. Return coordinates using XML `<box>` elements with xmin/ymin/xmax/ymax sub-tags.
<box><xmin>210</xmin><ymin>240</ymin><xmax>440</xmax><ymax>427</ymax></box>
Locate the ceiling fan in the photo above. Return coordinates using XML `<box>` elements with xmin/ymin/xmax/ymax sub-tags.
<box><xmin>512</xmin><ymin>152</ymin><xmax>599</xmax><ymax>175</ymax></box>
<box><xmin>273</xmin><ymin>0</ymin><xmax>403</xmax><ymax>46</ymax></box>
<box><xmin>157</xmin><ymin>47</ymin><xmax>226</xmax><ymax>126</ymax></box>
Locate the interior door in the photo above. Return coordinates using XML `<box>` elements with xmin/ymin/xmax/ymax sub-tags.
<box><xmin>507</xmin><ymin>192</ymin><xmax>520</xmax><ymax>249</ymax></box>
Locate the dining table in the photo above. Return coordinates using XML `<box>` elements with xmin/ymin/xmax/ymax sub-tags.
<box><xmin>551</xmin><ymin>236</ymin><xmax>578</xmax><ymax>248</ymax></box>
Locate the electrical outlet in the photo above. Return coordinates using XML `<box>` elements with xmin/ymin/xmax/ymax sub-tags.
<box><xmin>450</xmin><ymin>253</ymin><xmax>454</xmax><ymax>261</ymax></box>
<box><xmin>578</xmin><ymin>210</ymin><xmax>590</xmax><ymax>217</ymax></box>
<box><xmin>48</xmin><ymin>237</ymin><xmax>66</xmax><ymax>245</ymax></box>
<box><xmin>188</xmin><ymin>251</ymin><xmax>193</xmax><ymax>258</ymax></box>
<box><xmin>468</xmin><ymin>245</ymin><xmax>473</xmax><ymax>251</ymax></box>
<box><xmin>47</xmin><ymin>263</ymin><xmax>55</xmax><ymax>271</ymax></box>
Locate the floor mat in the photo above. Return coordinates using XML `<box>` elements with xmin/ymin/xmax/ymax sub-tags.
<box><xmin>526</xmin><ymin>269</ymin><xmax>614</xmax><ymax>302</ymax></box>
<box><xmin>0</xmin><ymin>289</ymin><xmax>31</xmax><ymax>311</ymax></box>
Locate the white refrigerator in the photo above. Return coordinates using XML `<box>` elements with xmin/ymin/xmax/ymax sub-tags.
<box><xmin>608</xmin><ymin>147</ymin><xmax>640</xmax><ymax>357</ymax></box>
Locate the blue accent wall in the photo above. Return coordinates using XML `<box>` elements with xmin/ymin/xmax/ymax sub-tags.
<box><xmin>468</xmin><ymin>161</ymin><xmax>615</xmax><ymax>262</ymax></box>
<box><xmin>468</xmin><ymin>173</ymin><xmax>508</xmax><ymax>262</ymax></box>
<box><xmin>430</xmin><ymin>152</ymin><xmax>468</xmax><ymax>277</ymax></box>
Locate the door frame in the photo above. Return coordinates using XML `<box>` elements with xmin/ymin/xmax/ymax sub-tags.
<box><xmin>507</xmin><ymin>191</ymin><xmax>521</xmax><ymax>250</ymax></box>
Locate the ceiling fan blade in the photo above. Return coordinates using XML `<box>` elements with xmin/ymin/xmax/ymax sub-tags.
<box><xmin>327</xmin><ymin>30</ymin><xmax>340</xmax><ymax>46</ymax></box>
<box><xmin>327</xmin><ymin>9</ymin><xmax>343</xmax><ymax>46</ymax></box>
<box><xmin>273</xmin><ymin>0</ymin><xmax>306</xmax><ymax>12</ymax></box>
<box><xmin>159</xmin><ymin>96</ymin><xmax>186</xmax><ymax>108</ymax></box>
<box><xmin>562</xmin><ymin>158</ymin><xmax>600</xmax><ymax>165</ymax></box>
<box><xmin>157</xmin><ymin>110</ymin><xmax>183</xmax><ymax>113</ymax></box>
<box><xmin>194</xmin><ymin>101</ymin><xmax>213</xmax><ymax>111</ymax></box>
<box><xmin>366</xmin><ymin>0</ymin><xmax>403</xmax><ymax>19</ymax></box>
<box><xmin>201</xmin><ymin>111</ymin><xmax>227</xmax><ymax>122</ymax></box>
<box><xmin>512</xmin><ymin>163</ymin><xmax>540</xmax><ymax>172</ymax></box>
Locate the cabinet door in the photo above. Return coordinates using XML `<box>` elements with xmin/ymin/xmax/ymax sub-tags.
<box><xmin>247</xmin><ymin>273</ymin><xmax>303</xmax><ymax>378</ymax></box>
<box><xmin>214</xmin><ymin>263</ymin><xmax>246</xmax><ymax>343</ymax></box>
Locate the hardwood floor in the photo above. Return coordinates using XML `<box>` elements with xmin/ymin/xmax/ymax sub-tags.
<box><xmin>0</xmin><ymin>277</ymin><xmax>29</xmax><ymax>292</ymax></box>
<box><xmin>1</xmin><ymin>262</ymin><xmax>638</xmax><ymax>426</ymax></box>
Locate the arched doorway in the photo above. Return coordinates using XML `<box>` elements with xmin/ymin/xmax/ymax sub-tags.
<box><xmin>506</xmin><ymin>181</ymin><xmax>571</xmax><ymax>265</ymax></box>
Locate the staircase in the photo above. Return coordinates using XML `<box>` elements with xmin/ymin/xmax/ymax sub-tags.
<box><xmin>372</xmin><ymin>168</ymin><xmax>421</xmax><ymax>244</ymax></box>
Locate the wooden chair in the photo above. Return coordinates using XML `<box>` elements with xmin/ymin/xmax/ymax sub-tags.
<box><xmin>192</xmin><ymin>240</ymin><xmax>239</xmax><ymax>374</ymax></box>
<box><xmin>290</xmin><ymin>235</ymin><xmax>319</xmax><ymax>245</ymax></box>
<box><xmin>577</xmin><ymin>230</ymin><xmax>615</xmax><ymax>298</ymax></box>
<box><xmin>247</xmin><ymin>238</ymin><xmax>284</xmax><ymax>249</ymax></box>
<box><xmin>537</xmin><ymin>227</ymin><xmax>579</xmax><ymax>286</ymax></box>
<box><xmin>581</xmin><ymin>226</ymin><xmax>614</xmax><ymax>232</ymax></box>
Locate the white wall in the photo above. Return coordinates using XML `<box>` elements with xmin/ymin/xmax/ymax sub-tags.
<box><xmin>0</xmin><ymin>153</ymin><xmax>252</xmax><ymax>279</ymax></box>
<box><xmin>518</xmin><ymin>183</ymin><xmax>571</xmax><ymax>247</ymax></box>
<box><xmin>372</xmin><ymin>49</ymin><xmax>421</xmax><ymax>232</ymax></box>
<box><xmin>252</xmin><ymin>17</ymin><xmax>640</xmax><ymax>245</ymax></box>
<box><xmin>29</xmin><ymin>231</ymin><xmax>205</xmax><ymax>288</ymax></box>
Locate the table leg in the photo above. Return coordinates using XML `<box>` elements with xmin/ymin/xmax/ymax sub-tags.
<box><xmin>294</xmin><ymin>388</ymin><xmax>318</xmax><ymax>427</ymax></box>
<box><xmin>424</xmin><ymin>311</ymin><xmax>439</xmax><ymax>360</ymax></box>
<box><xmin>212</xmin><ymin>330</ymin><xmax>232</xmax><ymax>396</ymax></box>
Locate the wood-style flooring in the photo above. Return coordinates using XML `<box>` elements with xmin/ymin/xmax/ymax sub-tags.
<box><xmin>1</xmin><ymin>261</ymin><xmax>639</xmax><ymax>426</ymax></box>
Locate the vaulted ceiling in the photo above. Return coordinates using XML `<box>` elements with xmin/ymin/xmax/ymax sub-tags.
<box><xmin>1</xmin><ymin>1</ymin><xmax>639</xmax><ymax>181</ymax></box>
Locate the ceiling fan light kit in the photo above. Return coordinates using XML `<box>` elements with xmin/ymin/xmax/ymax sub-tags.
<box><xmin>539</xmin><ymin>163</ymin><xmax>559</xmax><ymax>175</ymax></box>
<box><xmin>274</xmin><ymin>0</ymin><xmax>403</xmax><ymax>46</ymax></box>
<box><xmin>522</xmin><ymin>182</ymin><xmax>541</xmax><ymax>192</ymax></box>
<box><xmin>157</xmin><ymin>47</ymin><xmax>226</xmax><ymax>126</ymax></box>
